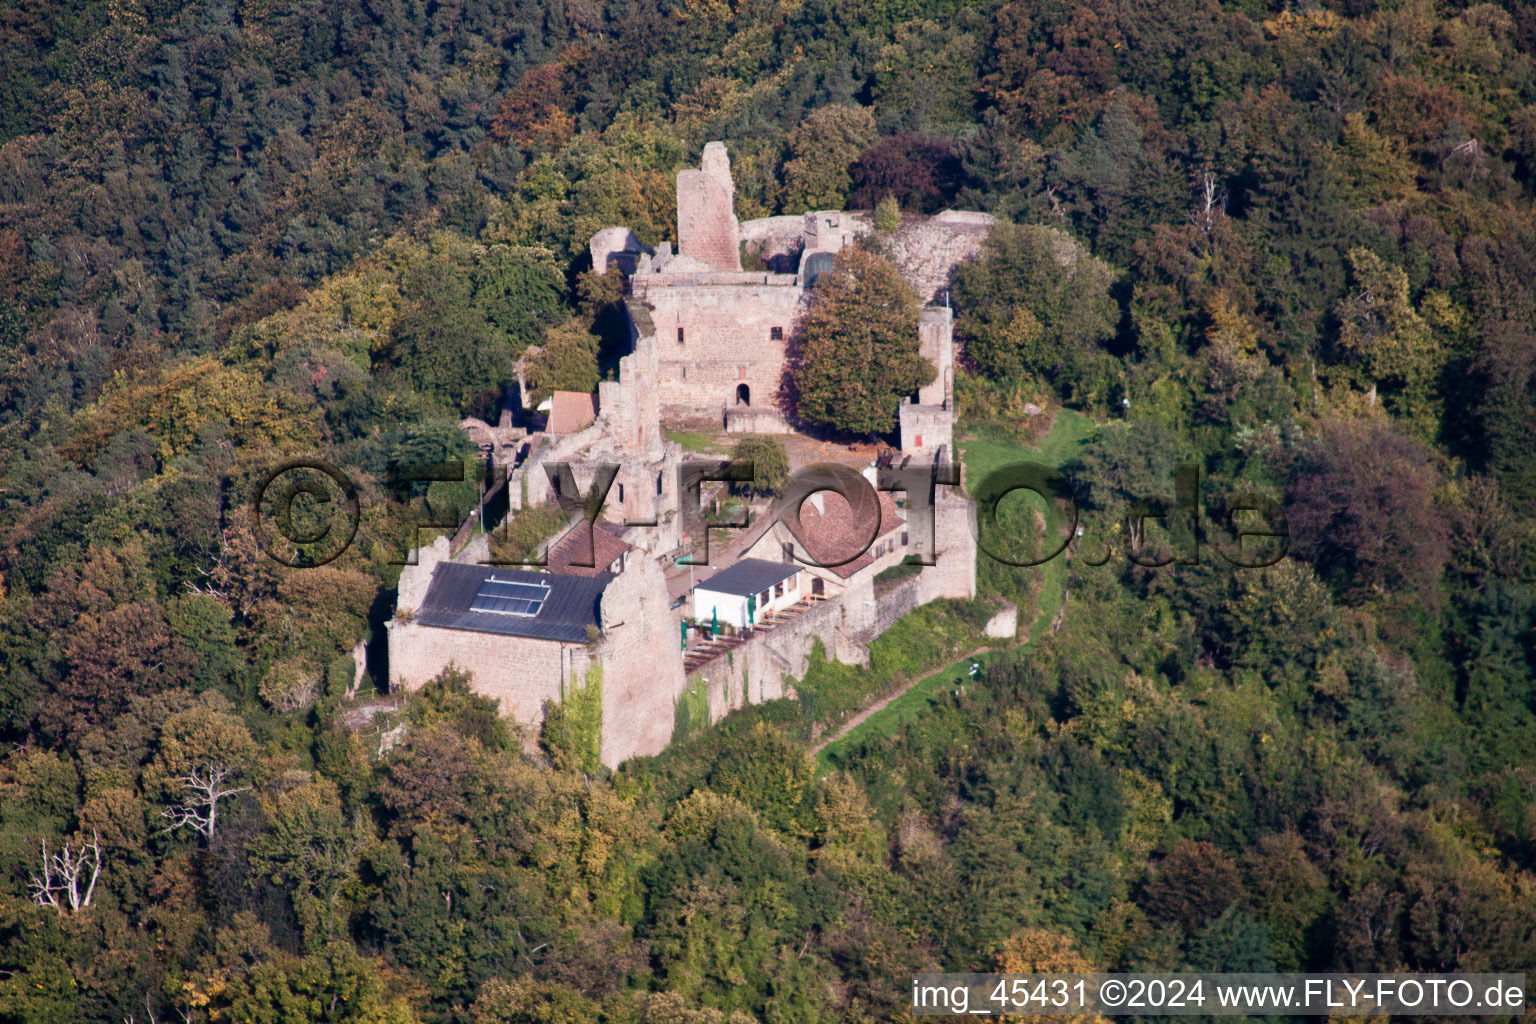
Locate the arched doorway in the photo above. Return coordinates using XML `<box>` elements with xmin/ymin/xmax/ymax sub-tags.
<box><xmin>736</xmin><ymin>383</ymin><xmax>750</xmax><ymax>406</ymax></box>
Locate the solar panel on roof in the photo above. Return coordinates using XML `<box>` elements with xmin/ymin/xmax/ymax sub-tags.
<box><xmin>470</xmin><ymin>575</ymin><xmax>550</xmax><ymax>617</ymax></box>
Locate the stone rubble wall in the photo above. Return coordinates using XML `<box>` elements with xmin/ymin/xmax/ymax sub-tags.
<box><xmin>884</xmin><ymin>212</ymin><xmax>995</xmax><ymax>304</ymax></box>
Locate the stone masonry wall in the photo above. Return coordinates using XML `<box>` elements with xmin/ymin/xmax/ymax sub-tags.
<box><xmin>637</xmin><ymin>279</ymin><xmax>805</xmax><ymax>417</ymax></box>
<box><xmin>595</xmin><ymin>557</ymin><xmax>687</xmax><ymax>765</ymax></box>
<box><xmin>689</xmin><ymin>593</ymin><xmax>847</xmax><ymax>724</ymax></box>
<box><xmin>899</xmin><ymin>401</ymin><xmax>954</xmax><ymax>458</ymax></box>
<box><xmin>676</xmin><ymin>142</ymin><xmax>741</xmax><ymax>271</ymax></box>
<box><xmin>873</xmin><ymin>574</ymin><xmax>924</xmax><ymax>636</ymax></box>
<box><xmin>387</xmin><ymin>619</ymin><xmax>590</xmax><ymax>732</ymax></box>
<box><xmin>920</xmin><ymin>486</ymin><xmax>978</xmax><ymax>602</ymax></box>
<box><xmin>917</xmin><ymin>306</ymin><xmax>954</xmax><ymax>407</ymax></box>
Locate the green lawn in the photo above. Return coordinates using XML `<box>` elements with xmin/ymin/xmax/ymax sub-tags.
<box><xmin>959</xmin><ymin>407</ymin><xmax>1098</xmax><ymax>639</ymax></box>
<box><xmin>814</xmin><ymin>410</ymin><xmax>1099</xmax><ymax>770</ymax></box>
<box><xmin>664</xmin><ymin>428</ymin><xmax>729</xmax><ymax>454</ymax></box>
<box><xmin>957</xmin><ymin>407</ymin><xmax>1098</xmax><ymax>484</ymax></box>
<box><xmin>817</xmin><ymin>649</ymin><xmax>997</xmax><ymax>773</ymax></box>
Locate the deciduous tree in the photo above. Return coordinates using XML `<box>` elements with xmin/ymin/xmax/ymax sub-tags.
<box><xmin>954</xmin><ymin>223</ymin><xmax>1119</xmax><ymax>403</ymax></box>
<box><xmin>791</xmin><ymin>248</ymin><xmax>930</xmax><ymax>437</ymax></box>
<box><xmin>1288</xmin><ymin>415</ymin><xmax>1451</xmax><ymax>601</ymax></box>
<box><xmin>729</xmin><ymin>436</ymin><xmax>789</xmax><ymax>497</ymax></box>
<box><xmin>780</xmin><ymin>105</ymin><xmax>877</xmax><ymax>212</ymax></box>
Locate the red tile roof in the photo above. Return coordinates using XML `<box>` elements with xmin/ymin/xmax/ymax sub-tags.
<box><xmin>546</xmin><ymin>521</ymin><xmax>634</xmax><ymax>578</ymax></box>
<box><xmin>548</xmin><ymin>390</ymin><xmax>598</xmax><ymax>436</ymax></box>
<box><xmin>783</xmin><ymin>489</ymin><xmax>904</xmax><ymax>579</ymax></box>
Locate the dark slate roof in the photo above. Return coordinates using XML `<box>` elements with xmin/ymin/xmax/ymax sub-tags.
<box><xmin>694</xmin><ymin>557</ymin><xmax>800</xmax><ymax>597</ymax></box>
<box><xmin>415</xmin><ymin>562</ymin><xmax>611</xmax><ymax>643</ymax></box>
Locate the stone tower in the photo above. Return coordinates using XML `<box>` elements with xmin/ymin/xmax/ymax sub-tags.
<box><xmin>676</xmin><ymin>142</ymin><xmax>741</xmax><ymax>271</ymax></box>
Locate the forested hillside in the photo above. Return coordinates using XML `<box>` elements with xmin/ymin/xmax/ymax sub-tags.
<box><xmin>2</xmin><ymin>0</ymin><xmax>1535</xmax><ymax>1020</ymax></box>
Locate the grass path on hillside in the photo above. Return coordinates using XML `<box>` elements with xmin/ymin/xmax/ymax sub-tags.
<box><xmin>813</xmin><ymin>410</ymin><xmax>1097</xmax><ymax>772</ymax></box>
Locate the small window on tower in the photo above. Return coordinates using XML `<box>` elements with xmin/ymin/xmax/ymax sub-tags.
<box><xmin>677</xmin><ymin>327</ymin><xmax>685</xmax><ymax>344</ymax></box>
<box><xmin>770</xmin><ymin>326</ymin><xmax>783</xmax><ymax>341</ymax></box>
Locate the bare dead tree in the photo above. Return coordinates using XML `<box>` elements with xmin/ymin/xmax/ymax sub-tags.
<box><xmin>184</xmin><ymin>558</ymin><xmax>227</xmax><ymax>600</ymax></box>
<box><xmin>1445</xmin><ymin>137</ymin><xmax>1483</xmax><ymax>165</ymax></box>
<box><xmin>1044</xmin><ymin>184</ymin><xmax>1066</xmax><ymax>221</ymax></box>
<box><xmin>1192</xmin><ymin>171</ymin><xmax>1224</xmax><ymax>235</ymax></box>
<box><xmin>162</xmin><ymin>762</ymin><xmax>249</xmax><ymax>843</ymax></box>
<box><xmin>29</xmin><ymin>831</ymin><xmax>103</xmax><ymax>914</ymax></box>
<box><xmin>123</xmin><ymin>994</ymin><xmax>160</xmax><ymax>1024</ymax></box>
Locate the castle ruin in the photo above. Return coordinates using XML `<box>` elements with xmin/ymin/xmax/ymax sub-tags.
<box><xmin>388</xmin><ymin>141</ymin><xmax>996</xmax><ymax>767</ymax></box>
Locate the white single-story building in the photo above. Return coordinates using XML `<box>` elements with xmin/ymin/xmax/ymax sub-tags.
<box><xmin>692</xmin><ymin>558</ymin><xmax>805</xmax><ymax>630</ymax></box>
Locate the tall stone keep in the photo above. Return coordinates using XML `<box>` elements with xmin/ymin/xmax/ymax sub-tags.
<box><xmin>676</xmin><ymin>142</ymin><xmax>741</xmax><ymax>271</ymax></box>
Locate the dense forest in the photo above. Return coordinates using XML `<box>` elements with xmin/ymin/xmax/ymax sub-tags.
<box><xmin>2</xmin><ymin>0</ymin><xmax>1536</xmax><ymax>1020</ymax></box>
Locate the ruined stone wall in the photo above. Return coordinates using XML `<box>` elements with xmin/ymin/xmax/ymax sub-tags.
<box><xmin>676</xmin><ymin>142</ymin><xmax>741</xmax><ymax>271</ymax></box>
<box><xmin>599</xmin><ymin>312</ymin><xmax>662</xmax><ymax>456</ymax></box>
<box><xmin>496</xmin><ymin>309</ymin><xmax>684</xmax><ymax>556</ymax></box>
<box><xmin>873</xmin><ymin>574</ymin><xmax>924</xmax><ymax>636</ymax></box>
<box><xmin>596</xmin><ymin>557</ymin><xmax>688</xmax><ymax>765</ymax></box>
<box><xmin>920</xmin><ymin>485</ymin><xmax>978</xmax><ymax>602</ymax></box>
<box><xmin>386</xmin><ymin>619</ymin><xmax>589</xmax><ymax>730</ymax></box>
<box><xmin>612</xmin><ymin>445</ymin><xmax>685</xmax><ymax>555</ymax></box>
<box><xmin>502</xmin><ymin>425</ymin><xmax>599</xmax><ymax>513</ymax></box>
<box><xmin>395</xmin><ymin>535</ymin><xmax>453</xmax><ymax>615</ymax></box>
<box><xmin>917</xmin><ymin>306</ymin><xmax>954</xmax><ymax>407</ymax></box>
<box><xmin>739</xmin><ymin>215</ymin><xmax>805</xmax><ymax>269</ymax></box>
<box><xmin>590</xmin><ymin>227</ymin><xmax>644</xmax><ymax>275</ymax></box>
